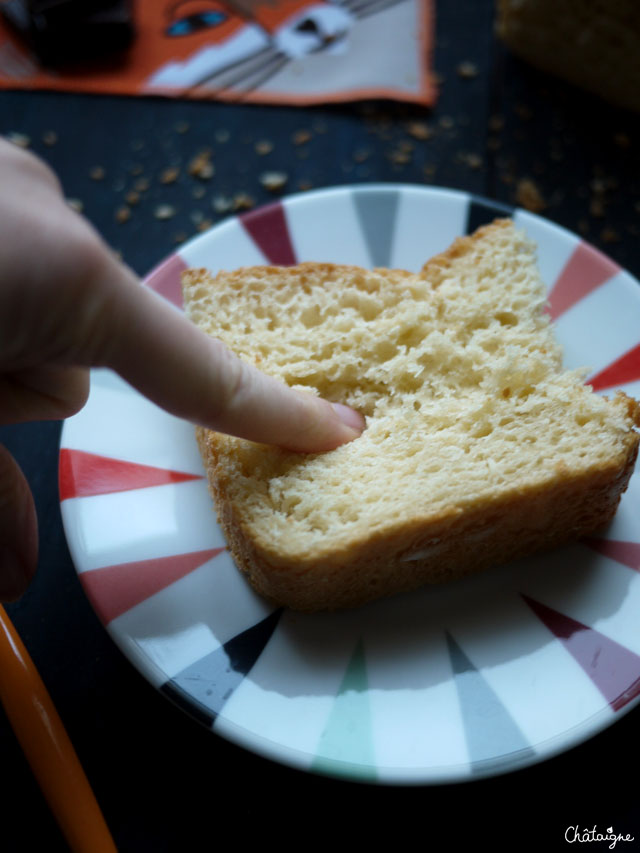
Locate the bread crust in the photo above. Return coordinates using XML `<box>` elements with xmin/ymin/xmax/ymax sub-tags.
<box><xmin>197</xmin><ymin>406</ymin><xmax>640</xmax><ymax>610</ymax></box>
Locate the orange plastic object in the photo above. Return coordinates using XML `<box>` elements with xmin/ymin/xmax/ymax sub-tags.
<box><xmin>0</xmin><ymin>605</ymin><xmax>117</xmax><ymax>853</ymax></box>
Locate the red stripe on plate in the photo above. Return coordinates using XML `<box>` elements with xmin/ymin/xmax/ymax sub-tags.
<box><xmin>522</xmin><ymin>595</ymin><xmax>640</xmax><ymax>711</ymax></box>
<box><xmin>239</xmin><ymin>201</ymin><xmax>297</xmax><ymax>265</ymax></box>
<box><xmin>80</xmin><ymin>548</ymin><xmax>225</xmax><ymax>623</ymax></box>
<box><xmin>59</xmin><ymin>449</ymin><xmax>202</xmax><ymax>500</ymax></box>
<box><xmin>144</xmin><ymin>253</ymin><xmax>188</xmax><ymax>308</ymax></box>
<box><xmin>587</xmin><ymin>342</ymin><xmax>640</xmax><ymax>391</ymax></box>
<box><xmin>547</xmin><ymin>241</ymin><xmax>620</xmax><ymax>320</ymax></box>
<box><xmin>582</xmin><ymin>537</ymin><xmax>640</xmax><ymax>572</ymax></box>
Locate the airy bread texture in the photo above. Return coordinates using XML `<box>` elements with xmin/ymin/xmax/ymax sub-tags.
<box><xmin>182</xmin><ymin>220</ymin><xmax>640</xmax><ymax>610</ymax></box>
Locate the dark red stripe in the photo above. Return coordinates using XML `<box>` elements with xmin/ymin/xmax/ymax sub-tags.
<box><xmin>80</xmin><ymin>548</ymin><xmax>226</xmax><ymax>623</ymax></box>
<box><xmin>59</xmin><ymin>448</ymin><xmax>202</xmax><ymax>500</ymax></box>
<box><xmin>239</xmin><ymin>201</ymin><xmax>297</xmax><ymax>265</ymax></box>
<box><xmin>522</xmin><ymin>595</ymin><xmax>640</xmax><ymax>711</ymax></box>
<box><xmin>547</xmin><ymin>241</ymin><xmax>620</xmax><ymax>320</ymax></box>
<box><xmin>587</xmin><ymin>343</ymin><xmax>640</xmax><ymax>391</ymax></box>
<box><xmin>582</xmin><ymin>537</ymin><xmax>640</xmax><ymax>572</ymax></box>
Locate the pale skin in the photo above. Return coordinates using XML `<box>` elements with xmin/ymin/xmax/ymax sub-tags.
<box><xmin>0</xmin><ymin>138</ymin><xmax>364</xmax><ymax>601</ymax></box>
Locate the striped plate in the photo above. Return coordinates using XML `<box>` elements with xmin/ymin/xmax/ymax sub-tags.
<box><xmin>60</xmin><ymin>184</ymin><xmax>640</xmax><ymax>784</ymax></box>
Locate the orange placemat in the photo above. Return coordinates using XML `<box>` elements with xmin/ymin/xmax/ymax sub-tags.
<box><xmin>0</xmin><ymin>0</ymin><xmax>436</xmax><ymax>105</ymax></box>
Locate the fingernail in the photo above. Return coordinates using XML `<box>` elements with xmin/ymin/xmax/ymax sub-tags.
<box><xmin>0</xmin><ymin>547</ymin><xmax>30</xmax><ymax>602</ymax></box>
<box><xmin>331</xmin><ymin>402</ymin><xmax>365</xmax><ymax>433</ymax></box>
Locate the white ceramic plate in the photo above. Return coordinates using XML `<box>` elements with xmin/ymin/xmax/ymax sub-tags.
<box><xmin>60</xmin><ymin>184</ymin><xmax>640</xmax><ymax>784</ymax></box>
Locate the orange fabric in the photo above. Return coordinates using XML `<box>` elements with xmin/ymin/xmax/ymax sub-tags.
<box><xmin>0</xmin><ymin>0</ymin><xmax>436</xmax><ymax>105</ymax></box>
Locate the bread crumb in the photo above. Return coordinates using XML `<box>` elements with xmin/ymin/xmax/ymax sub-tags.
<box><xmin>406</xmin><ymin>121</ymin><xmax>432</xmax><ymax>140</ymax></box>
<box><xmin>259</xmin><ymin>171</ymin><xmax>288</xmax><ymax>191</ymax></box>
<box><xmin>212</xmin><ymin>194</ymin><xmax>232</xmax><ymax>213</ymax></box>
<box><xmin>154</xmin><ymin>204</ymin><xmax>177</xmax><ymax>220</ymax></box>
<box><xmin>460</xmin><ymin>152</ymin><xmax>483</xmax><ymax>169</ymax></box>
<box><xmin>600</xmin><ymin>227</ymin><xmax>620</xmax><ymax>243</ymax></box>
<box><xmin>255</xmin><ymin>140</ymin><xmax>274</xmax><ymax>155</ymax></box>
<box><xmin>613</xmin><ymin>132</ymin><xmax>630</xmax><ymax>149</ymax></box>
<box><xmin>232</xmin><ymin>192</ymin><xmax>254</xmax><ymax>210</ymax></box>
<box><xmin>516</xmin><ymin>178</ymin><xmax>546</xmax><ymax>212</ymax></box>
<box><xmin>188</xmin><ymin>150</ymin><xmax>214</xmax><ymax>179</ymax></box>
<box><xmin>160</xmin><ymin>166</ymin><xmax>180</xmax><ymax>184</ymax></box>
<box><xmin>90</xmin><ymin>166</ymin><xmax>105</xmax><ymax>181</ymax></box>
<box><xmin>457</xmin><ymin>61</ymin><xmax>479</xmax><ymax>78</ymax></box>
<box><xmin>292</xmin><ymin>129</ymin><xmax>312</xmax><ymax>145</ymax></box>
<box><xmin>115</xmin><ymin>205</ymin><xmax>131</xmax><ymax>223</ymax></box>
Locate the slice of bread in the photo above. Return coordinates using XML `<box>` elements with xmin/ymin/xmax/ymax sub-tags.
<box><xmin>182</xmin><ymin>220</ymin><xmax>640</xmax><ymax>611</ymax></box>
<box><xmin>496</xmin><ymin>0</ymin><xmax>640</xmax><ymax>113</ymax></box>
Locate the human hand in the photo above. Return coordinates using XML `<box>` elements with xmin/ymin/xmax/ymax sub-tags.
<box><xmin>0</xmin><ymin>138</ymin><xmax>364</xmax><ymax>600</ymax></box>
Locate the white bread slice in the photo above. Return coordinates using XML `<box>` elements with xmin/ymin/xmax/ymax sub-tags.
<box><xmin>182</xmin><ymin>220</ymin><xmax>640</xmax><ymax>611</ymax></box>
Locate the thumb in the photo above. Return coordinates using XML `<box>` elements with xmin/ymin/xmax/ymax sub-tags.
<box><xmin>0</xmin><ymin>446</ymin><xmax>38</xmax><ymax>601</ymax></box>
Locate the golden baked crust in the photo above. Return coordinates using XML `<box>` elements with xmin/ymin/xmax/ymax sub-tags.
<box><xmin>197</xmin><ymin>406</ymin><xmax>639</xmax><ymax>610</ymax></box>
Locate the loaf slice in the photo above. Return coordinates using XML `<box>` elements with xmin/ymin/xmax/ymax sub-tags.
<box><xmin>182</xmin><ymin>220</ymin><xmax>640</xmax><ymax>611</ymax></box>
<box><xmin>496</xmin><ymin>0</ymin><xmax>640</xmax><ymax>113</ymax></box>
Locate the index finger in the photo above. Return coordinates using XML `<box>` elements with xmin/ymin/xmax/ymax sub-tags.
<box><xmin>84</xmin><ymin>258</ymin><xmax>364</xmax><ymax>452</ymax></box>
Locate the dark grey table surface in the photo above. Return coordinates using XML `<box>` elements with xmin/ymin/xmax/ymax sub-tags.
<box><xmin>1</xmin><ymin>2</ymin><xmax>639</xmax><ymax>850</ymax></box>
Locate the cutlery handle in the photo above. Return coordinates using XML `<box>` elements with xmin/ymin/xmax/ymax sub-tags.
<box><xmin>0</xmin><ymin>605</ymin><xmax>117</xmax><ymax>853</ymax></box>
